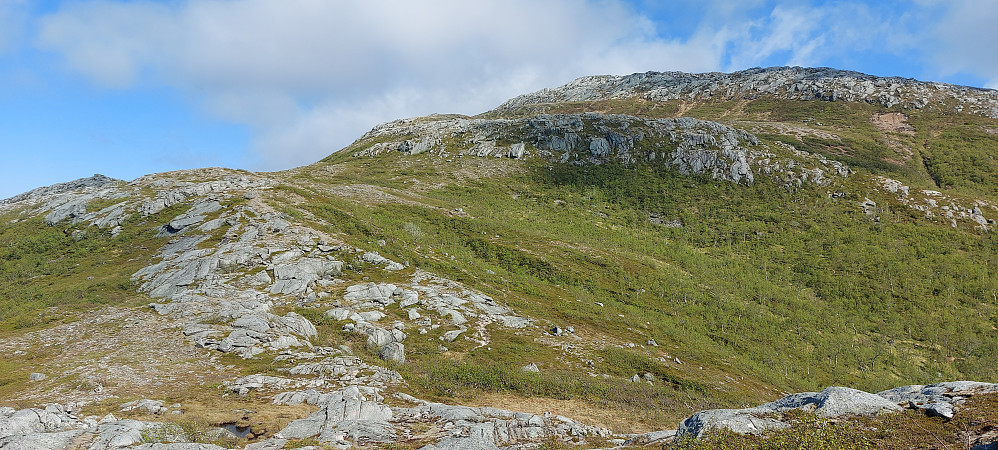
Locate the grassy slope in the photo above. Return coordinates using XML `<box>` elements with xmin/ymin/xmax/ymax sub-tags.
<box><xmin>296</xmin><ymin>96</ymin><xmax>998</xmax><ymax>422</ymax></box>
<box><xmin>0</xmin><ymin>93</ymin><xmax>996</xmax><ymax>443</ymax></box>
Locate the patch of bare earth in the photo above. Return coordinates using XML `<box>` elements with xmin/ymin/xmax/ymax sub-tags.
<box><xmin>0</xmin><ymin>306</ymin><xmax>234</xmax><ymax>408</ymax></box>
<box><xmin>871</xmin><ymin>112</ymin><xmax>916</xmax><ymax>164</ymax></box>
<box><xmin>872</xmin><ymin>112</ymin><xmax>916</xmax><ymax>135</ymax></box>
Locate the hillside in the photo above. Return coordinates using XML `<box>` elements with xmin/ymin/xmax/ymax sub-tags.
<box><xmin>1</xmin><ymin>66</ymin><xmax>998</xmax><ymax>449</ymax></box>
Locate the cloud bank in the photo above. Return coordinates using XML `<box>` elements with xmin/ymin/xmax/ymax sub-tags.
<box><xmin>36</xmin><ymin>0</ymin><xmax>725</xmax><ymax>169</ymax></box>
<box><xmin>33</xmin><ymin>0</ymin><xmax>998</xmax><ymax>169</ymax></box>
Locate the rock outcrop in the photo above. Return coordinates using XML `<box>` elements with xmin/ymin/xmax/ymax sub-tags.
<box><xmin>353</xmin><ymin>112</ymin><xmax>850</xmax><ymax>187</ymax></box>
<box><xmin>0</xmin><ymin>403</ymin><xmax>231</xmax><ymax>450</ymax></box>
<box><xmin>673</xmin><ymin>381</ymin><xmax>998</xmax><ymax>439</ymax></box>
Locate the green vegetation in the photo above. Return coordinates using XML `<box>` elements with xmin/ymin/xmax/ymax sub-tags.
<box><xmin>0</xmin><ymin>206</ymin><xmax>175</xmax><ymax>332</ymax></box>
<box><xmin>140</xmin><ymin>420</ymin><xmax>241</xmax><ymax>448</ymax></box>
<box><xmin>3</xmin><ymin>88</ymin><xmax>998</xmax><ymax>446</ymax></box>
<box><xmin>298</xmin><ymin>103</ymin><xmax>998</xmax><ymax>401</ymax></box>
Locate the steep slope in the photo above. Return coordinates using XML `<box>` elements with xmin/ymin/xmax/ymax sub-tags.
<box><xmin>2</xmin><ymin>67</ymin><xmax>998</xmax><ymax>449</ymax></box>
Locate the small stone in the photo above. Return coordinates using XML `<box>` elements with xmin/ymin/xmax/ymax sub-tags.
<box><xmin>29</xmin><ymin>373</ymin><xmax>46</xmax><ymax>381</ymax></box>
<box><xmin>521</xmin><ymin>363</ymin><xmax>540</xmax><ymax>373</ymax></box>
<box><xmin>647</xmin><ymin>339</ymin><xmax>659</xmax><ymax>346</ymax></box>
<box><xmin>926</xmin><ymin>402</ymin><xmax>954</xmax><ymax>420</ymax></box>
<box><xmin>549</xmin><ymin>326</ymin><xmax>563</xmax><ymax>336</ymax></box>
<box><xmin>440</xmin><ymin>329</ymin><xmax>465</xmax><ymax>342</ymax></box>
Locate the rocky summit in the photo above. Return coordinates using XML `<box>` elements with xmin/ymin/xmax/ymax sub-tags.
<box><xmin>2</xmin><ymin>67</ymin><xmax>998</xmax><ymax>449</ymax></box>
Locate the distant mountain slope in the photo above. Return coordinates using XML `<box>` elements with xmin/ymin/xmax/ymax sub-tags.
<box><xmin>496</xmin><ymin>66</ymin><xmax>998</xmax><ymax>118</ymax></box>
<box><xmin>1</xmin><ymin>67</ymin><xmax>998</xmax><ymax>449</ymax></box>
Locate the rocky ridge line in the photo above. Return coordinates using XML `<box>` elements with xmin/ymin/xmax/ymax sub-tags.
<box><xmin>495</xmin><ymin>66</ymin><xmax>998</xmax><ymax>118</ymax></box>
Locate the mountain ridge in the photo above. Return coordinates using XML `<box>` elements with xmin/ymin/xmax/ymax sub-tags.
<box><xmin>1</xmin><ymin>66</ymin><xmax>998</xmax><ymax>449</ymax></box>
<box><xmin>495</xmin><ymin>66</ymin><xmax>998</xmax><ymax>118</ymax></box>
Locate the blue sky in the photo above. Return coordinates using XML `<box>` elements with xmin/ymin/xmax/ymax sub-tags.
<box><xmin>1</xmin><ymin>0</ymin><xmax>997</xmax><ymax>199</ymax></box>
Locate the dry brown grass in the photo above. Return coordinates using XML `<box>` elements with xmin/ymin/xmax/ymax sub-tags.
<box><xmin>0</xmin><ymin>306</ymin><xmax>236</xmax><ymax>408</ymax></box>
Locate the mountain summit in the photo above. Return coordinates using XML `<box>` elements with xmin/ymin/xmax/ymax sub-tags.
<box><xmin>2</xmin><ymin>67</ymin><xmax>998</xmax><ymax>449</ymax></box>
<box><xmin>497</xmin><ymin>66</ymin><xmax>998</xmax><ymax>116</ymax></box>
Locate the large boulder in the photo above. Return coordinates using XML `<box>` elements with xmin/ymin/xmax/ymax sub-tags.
<box><xmin>761</xmin><ymin>386</ymin><xmax>902</xmax><ymax>418</ymax></box>
<box><xmin>678</xmin><ymin>409</ymin><xmax>790</xmax><ymax>438</ymax></box>
<box><xmin>677</xmin><ymin>386</ymin><xmax>902</xmax><ymax>439</ymax></box>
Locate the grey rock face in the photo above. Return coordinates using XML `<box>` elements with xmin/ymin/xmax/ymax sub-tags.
<box><xmin>354</xmin><ymin>111</ymin><xmax>843</xmax><ymax>188</ymax></box>
<box><xmin>161</xmin><ymin>200</ymin><xmax>223</xmax><ymax>234</ymax></box>
<box><xmin>270</xmin><ymin>258</ymin><xmax>343</xmax><ymax>295</ymax></box>
<box><xmin>276</xmin><ymin>386</ymin><xmax>394</xmax><ymax>444</ymax></box>
<box><xmin>0</xmin><ymin>429</ymin><xmax>85</xmax><ymax>449</ymax></box>
<box><xmin>228</xmin><ymin>374</ymin><xmax>295</xmax><ymax>396</ymax></box>
<box><xmin>44</xmin><ymin>198</ymin><xmax>88</xmax><ymax>226</ymax></box>
<box><xmin>3</xmin><ymin>167</ymin><xmax>570</xmax><ymax>449</ymax></box>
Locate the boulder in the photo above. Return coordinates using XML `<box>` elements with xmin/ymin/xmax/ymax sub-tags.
<box><xmin>761</xmin><ymin>386</ymin><xmax>902</xmax><ymax>418</ymax></box>
<box><xmin>271</xmin><ymin>312</ymin><xmax>317</xmax><ymax>339</ymax></box>
<box><xmin>677</xmin><ymin>386</ymin><xmax>902</xmax><ymax>439</ymax></box>
<box><xmin>378</xmin><ymin>343</ymin><xmax>406</xmax><ymax>364</ymax></box>
<box><xmin>440</xmin><ymin>329</ymin><xmax>465</xmax><ymax>343</ymax></box>
<box><xmin>508</xmin><ymin>142</ymin><xmax>526</xmax><ymax>158</ymax></box>
<box><xmin>678</xmin><ymin>409</ymin><xmax>790</xmax><ymax>438</ymax></box>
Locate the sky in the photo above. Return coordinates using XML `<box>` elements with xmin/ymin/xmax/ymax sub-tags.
<box><xmin>1</xmin><ymin>0</ymin><xmax>997</xmax><ymax>199</ymax></box>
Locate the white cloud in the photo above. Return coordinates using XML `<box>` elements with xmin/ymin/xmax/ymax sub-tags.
<box><xmin>36</xmin><ymin>0</ymin><xmax>994</xmax><ymax>174</ymax></box>
<box><xmin>37</xmin><ymin>0</ymin><xmax>725</xmax><ymax>169</ymax></box>
<box><xmin>0</xmin><ymin>0</ymin><xmax>31</xmax><ymax>56</ymax></box>
<box><xmin>720</xmin><ymin>2</ymin><xmax>918</xmax><ymax>72</ymax></box>
<box><xmin>930</xmin><ymin>0</ymin><xmax>998</xmax><ymax>84</ymax></box>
